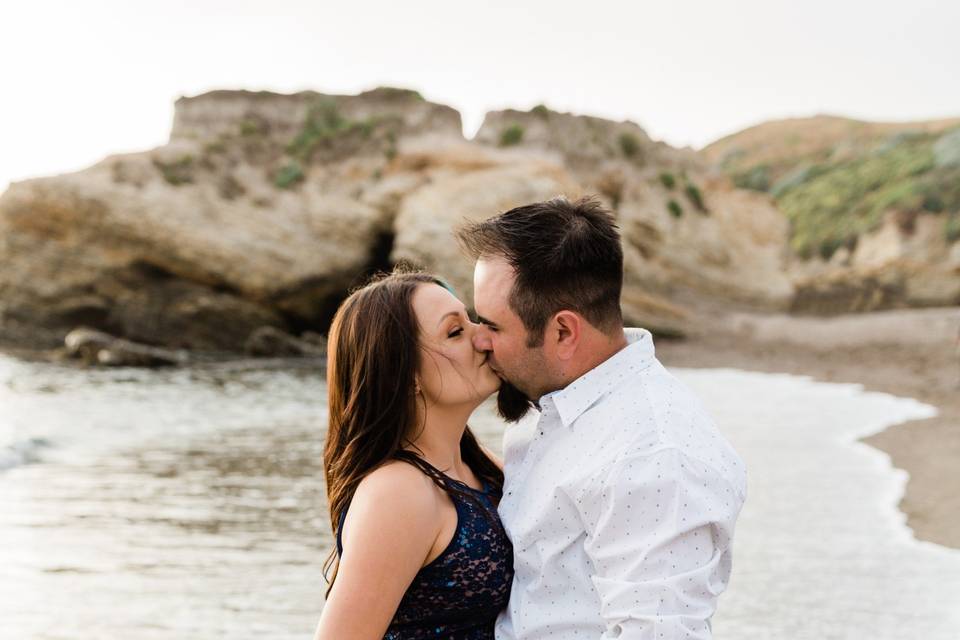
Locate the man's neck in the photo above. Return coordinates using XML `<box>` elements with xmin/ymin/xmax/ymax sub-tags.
<box><xmin>557</xmin><ymin>327</ymin><xmax>628</xmax><ymax>390</ymax></box>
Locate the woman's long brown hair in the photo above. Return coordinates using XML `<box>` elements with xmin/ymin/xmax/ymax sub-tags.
<box><xmin>322</xmin><ymin>270</ymin><xmax>504</xmax><ymax>594</ymax></box>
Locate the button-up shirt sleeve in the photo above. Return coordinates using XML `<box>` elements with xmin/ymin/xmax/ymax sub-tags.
<box><xmin>578</xmin><ymin>446</ymin><xmax>744</xmax><ymax>640</ymax></box>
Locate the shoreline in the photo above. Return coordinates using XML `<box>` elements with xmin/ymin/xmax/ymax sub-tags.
<box><xmin>656</xmin><ymin>307</ymin><xmax>960</xmax><ymax>550</ymax></box>
<box><xmin>3</xmin><ymin>307</ymin><xmax>957</xmax><ymax>549</ymax></box>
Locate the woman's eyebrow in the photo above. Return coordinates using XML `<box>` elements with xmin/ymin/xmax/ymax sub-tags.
<box><xmin>435</xmin><ymin>309</ymin><xmax>467</xmax><ymax>328</ymax></box>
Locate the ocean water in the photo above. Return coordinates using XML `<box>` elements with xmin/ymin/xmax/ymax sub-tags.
<box><xmin>0</xmin><ymin>354</ymin><xmax>957</xmax><ymax>639</ymax></box>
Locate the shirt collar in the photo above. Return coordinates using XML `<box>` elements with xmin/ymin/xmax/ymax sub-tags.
<box><xmin>541</xmin><ymin>328</ymin><xmax>655</xmax><ymax>430</ymax></box>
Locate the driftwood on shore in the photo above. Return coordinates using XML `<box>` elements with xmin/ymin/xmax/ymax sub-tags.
<box><xmin>61</xmin><ymin>325</ymin><xmax>328</xmax><ymax>367</ymax></box>
<box><xmin>64</xmin><ymin>328</ymin><xmax>190</xmax><ymax>367</ymax></box>
<box><xmin>243</xmin><ymin>326</ymin><xmax>326</xmax><ymax>357</ymax></box>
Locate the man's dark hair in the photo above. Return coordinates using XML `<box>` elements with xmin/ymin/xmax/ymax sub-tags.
<box><xmin>456</xmin><ymin>195</ymin><xmax>623</xmax><ymax>347</ymax></box>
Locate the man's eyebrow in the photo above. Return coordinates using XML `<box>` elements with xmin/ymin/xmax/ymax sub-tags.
<box><xmin>475</xmin><ymin>315</ymin><xmax>498</xmax><ymax>328</ymax></box>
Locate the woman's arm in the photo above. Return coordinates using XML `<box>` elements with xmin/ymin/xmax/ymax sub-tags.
<box><xmin>314</xmin><ymin>462</ymin><xmax>442</xmax><ymax>640</ymax></box>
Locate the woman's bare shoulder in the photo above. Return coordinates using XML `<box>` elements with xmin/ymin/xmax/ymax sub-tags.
<box><xmin>318</xmin><ymin>460</ymin><xmax>446</xmax><ymax>639</ymax></box>
<box><xmin>350</xmin><ymin>459</ymin><xmax>442</xmax><ymax>521</ymax></box>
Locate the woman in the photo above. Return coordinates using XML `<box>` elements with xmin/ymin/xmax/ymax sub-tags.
<box><xmin>314</xmin><ymin>270</ymin><xmax>513</xmax><ymax>640</ymax></box>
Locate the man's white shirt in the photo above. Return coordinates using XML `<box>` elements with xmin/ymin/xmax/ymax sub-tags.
<box><xmin>495</xmin><ymin>328</ymin><xmax>746</xmax><ymax>640</ymax></box>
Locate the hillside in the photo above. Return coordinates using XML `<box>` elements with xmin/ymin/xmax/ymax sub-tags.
<box><xmin>702</xmin><ymin>115</ymin><xmax>960</xmax><ymax>312</ymax></box>
<box><xmin>703</xmin><ymin>115</ymin><xmax>960</xmax><ymax>186</ymax></box>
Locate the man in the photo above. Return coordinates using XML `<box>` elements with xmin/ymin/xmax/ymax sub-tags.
<box><xmin>456</xmin><ymin>196</ymin><xmax>746</xmax><ymax>640</ymax></box>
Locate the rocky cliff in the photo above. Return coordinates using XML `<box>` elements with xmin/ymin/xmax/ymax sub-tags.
<box><xmin>704</xmin><ymin>115</ymin><xmax>960</xmax><ymax>313</ymax></box>
<box><xmin>1</xmin><ymin>89</ymin><xmax>795</xmax><ymax>354</ymax></box>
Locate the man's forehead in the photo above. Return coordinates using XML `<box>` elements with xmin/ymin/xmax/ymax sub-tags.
<box><xmin>474</xmin><ymin>257</ymin><xmax>514</xmax><ymax>298</ymax></box>
<box><xmin>475</xmin><ymin>255</ymin><xmax>514</xmax><ymax>283</ymax></box>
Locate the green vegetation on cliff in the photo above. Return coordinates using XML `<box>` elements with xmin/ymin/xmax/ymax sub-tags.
<box><xmin>530</xmin><ymin>104</ymin><xmax>550</xmax><ymax>118</ymax></box>
<box><xmin>274</xmin><ymin>162</ymin><xmax>305</xmax><ymax>189</ymax></box>
<box><xmin>154</xmin><ymin>155</ymin><xmax>195</xmax><ymax>186</ymax></box>
<box><xmin>946</xmin><ymin>214</ymin><xmax>960</xmax><ymax>244</ymax></box>
<box><xmin>683</xmin><ymin>182</ymin><xmax>707</xmax><ymax>213</ymax></box>
<box><xmin>500</xmin><ymin>123</ymin><xmax>524</xmax><ymax>146</ymax></box>
<box><xmin>618</xmin><ymin>133</ymin><xmax>641</xmax><ymax>158</ymax></box>
<box><xmin>268</xmin><ymin>98</ymin><xmax>403</xmax><ymax>188</ymax></box>
<box><xmin>287</xmin><ymin>100</ymin><xmax>377</xmax><ymax>162</ymax></box>
<box><xmin>722</xmin><ymin>128</ymin><xmax>960</xmax><ymax>258</ymax></box>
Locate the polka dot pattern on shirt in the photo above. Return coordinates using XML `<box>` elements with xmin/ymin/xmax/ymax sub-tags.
<box><xmin>495</xmin><ymin>328</ymin><xmax>746</xmax><ymax>640</ymax></box>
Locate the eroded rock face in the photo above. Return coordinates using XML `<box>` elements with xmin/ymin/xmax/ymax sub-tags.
<box><xmin>474</xmin><ymin>109</ymin><xmax>794</xmax><ymax>312</ymax></box>
<box><xmin>790</xmin><ymin>212</ymin><xmax>960</xmax><ymax>314</ymax></box>
<box><xmin>0</xmin><ymin>89</ymin><xmax>456</xmax><ymax>352</ymax></box>
<box><xmin>171</xmin><ymin>87</ymin><xmax>462</xmax><ymax>150</ymax></box>
<box><xmin>0</xmin><ymin>91</ymin><xmax>801</xmax><ymax>354</ymax></box>
<box><xmin>0</xmin><ymin>164</ymin><xmax>391</xmax><ymax>347</ymax></box>
<box><xmin>390</xmin><ymin>141</ymin><xmax>582</xmax><ymax>300</ymax></box>
<box><xmin>616</xmin><ymin>178</ymin><xmax>793</xmax><ymax>309</ymax></box>
<box><xmin>475</xmin><ymin>108</ymin><xmax>662</xmax><ymax>172</ymax></box>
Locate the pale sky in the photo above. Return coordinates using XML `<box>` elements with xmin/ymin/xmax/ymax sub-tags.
<box><xmin>2</xmin><ymin>0</ymin><xmax>958</xmax><ymax>191</ymax></box>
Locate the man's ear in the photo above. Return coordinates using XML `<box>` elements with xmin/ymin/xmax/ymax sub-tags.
<box><xmin>552</xmin><ymin>311</ymin><xmax>581</xmax><ymax>361</ymax></box>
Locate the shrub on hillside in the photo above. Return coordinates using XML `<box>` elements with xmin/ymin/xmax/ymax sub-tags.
<box><xmin>274</xmin><ymin>162</ymin><xmax>304</xmax><ymax>189</ymax></box>
<box><xmin>684</xmin><ymin>183</ymin><xmax>707</xmax><ymax>213</ymax></box>
<box><xmin>779</xmin><ymin>137</ymin><xmax>937</xmax><ymax>258</ymax></box>
<box><xmin>287</xmin><ymin>99</ymin><xmax>378</xmax><ymax>162</ymax></box>
<box><xmin>733</xmin><ymin>165</ymin><xmax>771</xmax><ymax>192</ymax></box>
<box><xmin>771</xmin><ymin>163</ymin><xmax>831</xmax><ymax>198</ymax></box>
<box><xmin>817</xmin><ymin>236</ymin><xmax>849</xmax><ymax>261</ymax></box>
<box><xmin>288</xmin><ymin>100</ymin><xmax>347</xmax><ymax>161</ymax></box>
<box><xmin>500</xmin><ymin>124</ymin><xmax>524</xmax><ymax>147</ymax></box>
<box><xmin>945</xmin><ymin>213</ymin><xmax>960</xmax><ymax>244</ymax></box>
<box><xmin>239</xmin><ymin>117</ymin><xmax>268</xmax><ymax>137</ymax></box>
<box><xmin>618</xmin><ymin>133</ymin><xmax>641</xmax><ymax>159</ymax></box>
<box><xmin>154</xmin><ymin>155</ymin><xmax>195</xmax><ymax>186</ymax></box>
<box><xmin>933</xmin><ymin>128</ymin><xmax>960</xmax><ymax>168</ymax></box>
<box><xmin>530</xmin><ymin>104</ymin><xmax>550</xmax><ymax>118</ymax></box>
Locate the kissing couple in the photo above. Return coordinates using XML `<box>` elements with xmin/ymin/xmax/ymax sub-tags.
<box><xmin>314</xmin><ymin>196</ymin><xmax>746</xmax><ymax>639</ymax></box>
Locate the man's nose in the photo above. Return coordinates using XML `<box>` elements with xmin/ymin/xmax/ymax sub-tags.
<box><xmin>472</xmin><ymin>323</ymin><xmax>493</xmax><ymax>352</ymax></box>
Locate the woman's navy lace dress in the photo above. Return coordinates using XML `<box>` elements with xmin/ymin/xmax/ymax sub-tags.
<box><xmin>336</xmin><ymin>458</ymin><xmax>514</xmax><ymax>639</ymax></box>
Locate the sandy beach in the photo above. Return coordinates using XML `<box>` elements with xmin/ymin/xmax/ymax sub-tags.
<box><xmin>657</xmin><ymin>306</ymin><xmax>960</xmax><ymax>550</ymax></box>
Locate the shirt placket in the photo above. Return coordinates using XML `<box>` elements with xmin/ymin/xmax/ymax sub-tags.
<box><xmin>499</xmin><ymin>402</ymin><xmax>559</xmax><ymax>526</ymax></box>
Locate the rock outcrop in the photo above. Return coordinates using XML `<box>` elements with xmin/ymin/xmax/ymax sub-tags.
<box><xmin>790</xmin><ymin>211</ymin><xmax>960</xmax><ymax>314</ymax></box>
<box><xmin>475</xmin><ymin>109</ymin><xmax>794</xmax><ymax>312</ymax></box>
<box><xmin>0</xmin><ymin>88</ymin><xmax>449</xmax><ymax>352</ymax></box>
<box><xmin>0</xmin><ymin>89</ymin><xmax>801</xmax><ymax>356</ymax></box>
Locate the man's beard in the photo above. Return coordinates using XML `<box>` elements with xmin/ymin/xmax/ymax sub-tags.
<box><xmin>496</xmin><ymin>380</ymin><xmax>535</xmax><ymax>423</ymax></box>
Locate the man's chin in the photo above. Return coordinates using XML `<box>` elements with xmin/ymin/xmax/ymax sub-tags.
<box><xmin>496</xmin><ymin>380</ymin><xmax>535</xmax><ymax>423</ymax></box>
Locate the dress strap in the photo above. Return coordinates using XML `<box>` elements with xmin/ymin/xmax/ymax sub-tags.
<box><xmin>335</xmin><ymin>507</ymin><xmax>348</xmax><ymax>556</ymax></box>
<box><xmin>336</xmin><ymin>453</ymin><xmax>494</xmax><ymax>557</ymax></box>
<box><xmin>393</xmin><ymin>450</ymin><xmax>490</xmax><ymax>495</ymax></box>
<box><xmin>335</xmin><ymin>454</ymin><xmax>448</xmax><ymax>557</ymax></box>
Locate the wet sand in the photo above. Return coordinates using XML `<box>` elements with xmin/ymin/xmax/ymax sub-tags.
<box><xmin>656</xmin><ymin>307</ymin><xmax>960</xmax><ymax>550</ymax></box>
